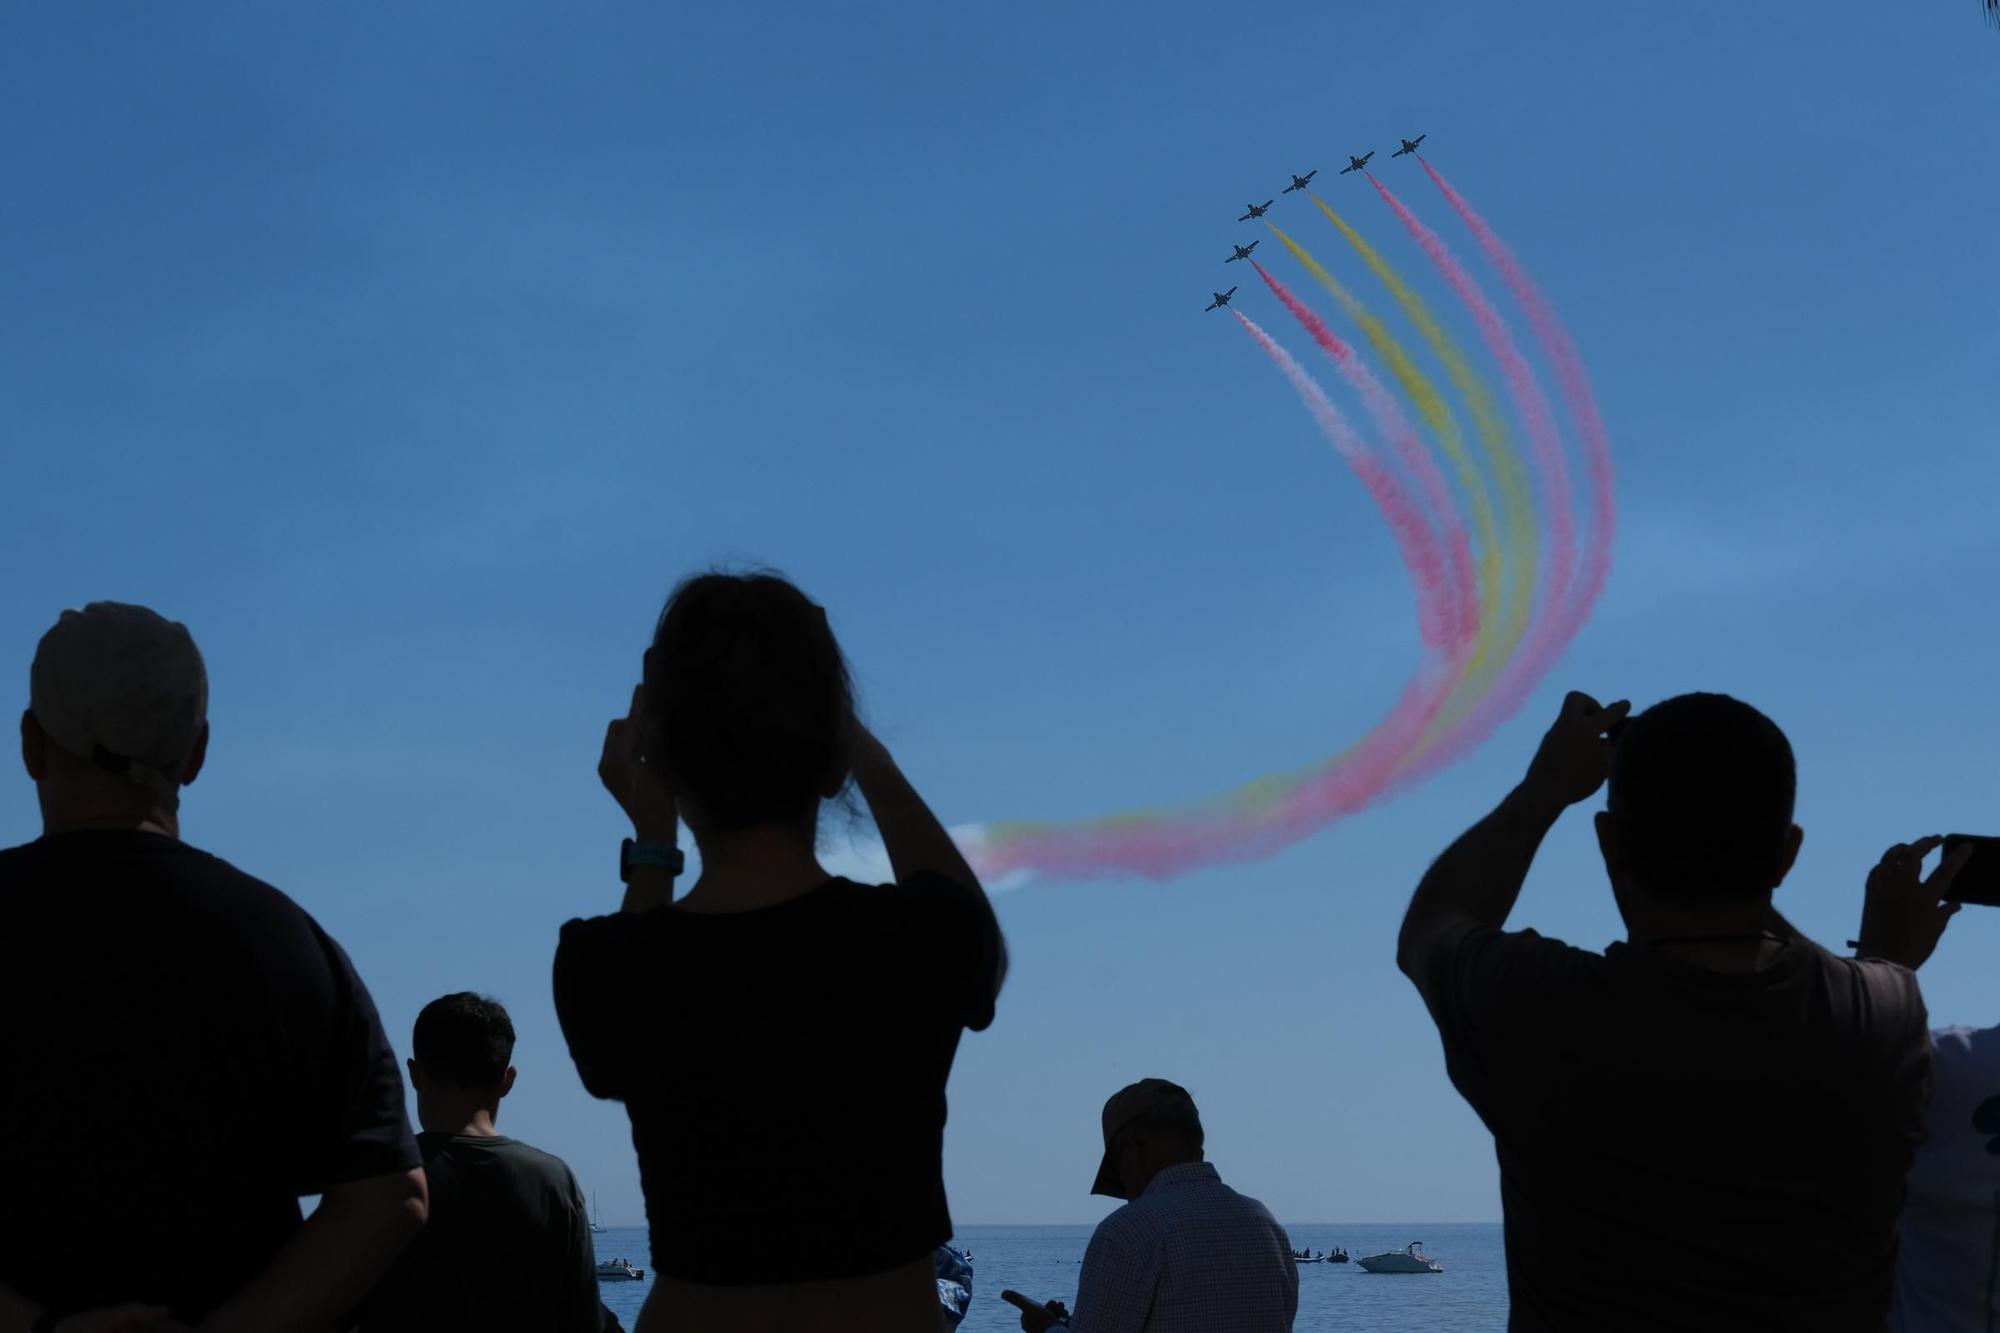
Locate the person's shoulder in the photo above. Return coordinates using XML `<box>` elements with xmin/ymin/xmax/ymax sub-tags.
<box><xmin>1090</xmin><ymin>1194</ymin><xmax>1170</xmax><ymax>1250</ymax></box>
<box><xmin>559</xmin><ymin>908</ymin><xmax>655</xmax><ymax>955</ymax></box>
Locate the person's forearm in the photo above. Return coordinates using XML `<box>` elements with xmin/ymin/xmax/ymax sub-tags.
<box><xmin>1397</xmin><ymin>782</ymin><xmax>1564</xmax><ymax>977</ymax></box>
<box><xmin>621</xmin><ymin>863</ymin><xmax>676</xmax><ymax>914</ymax></box>
<box><xmin>199</xmin><ymin>1170</ymin><xmax>426</xmax><ymax>1333</ymax></box>
<box><xmin>853</xmin><ymin>746</ymin><xmax>979</xmax><ymax>890</ymax></box>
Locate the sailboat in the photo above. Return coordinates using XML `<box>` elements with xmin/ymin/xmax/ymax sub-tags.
<box><xmin>591</xmin><ymin>1192</ymin><xmax>606</xmax><ymax>1234</ymax></box>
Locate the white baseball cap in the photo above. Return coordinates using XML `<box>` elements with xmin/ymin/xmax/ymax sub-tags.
<box><xmin>29</xmin><ymin>602</ymin><xmax>208</xmax><ymax>799</ymax></box>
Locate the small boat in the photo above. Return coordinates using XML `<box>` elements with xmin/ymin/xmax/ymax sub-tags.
<box><xmin>1356</xmin><ymin>1242</ymin><xmax>1442</xmax><ymax>1274</ymax></box>
<box><xmin>596</xmin><ymin>1258</ymin><xmax>645</xmax><ymax>1281</ymax></box>
<box><xmin>1327</xmin><ymin>1247</ymin><xmax>1350</xmax><ymax>1264</ymax></box>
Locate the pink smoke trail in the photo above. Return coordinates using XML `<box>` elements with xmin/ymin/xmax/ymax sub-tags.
<box><xmin>1419</xmin><ymin>157</ymin><xmax>1616</xmax><ymax>644</ymax></box>
<box><xmin>1249</xmin><ymin>259</ymin><xmax>1478</xmax><ymax>662</ymax></box>
<box><xmin>1364</xmin><ymin>174</ymin><xmax>1575</xmax><ymax>652</ymax></box>
<box><xmin>969</xmin><ymin>313</ymin><xmax>1459</xmax><ymax>881</ymax></box>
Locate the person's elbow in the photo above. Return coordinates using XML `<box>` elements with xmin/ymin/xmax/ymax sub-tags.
<box><xmin>326</xmin><ymin>1166</ymin><xmax>430</xmax><ymax>1239</ymax></box>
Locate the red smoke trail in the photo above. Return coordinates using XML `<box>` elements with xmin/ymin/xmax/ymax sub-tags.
<box><xmin>1248</xmin><ymin>259</ymin><xmax>1478</xmax><ymax>662</ymax></box>
<box><xmin>1366</xmin><ymin>174</ymin><xmax>1575</xmax><ymax>642</ymax></box>
<box><xmin>1418</xmin><ymin>157</ymin><xmax>1615</xmax><ymax>639</ymax></box>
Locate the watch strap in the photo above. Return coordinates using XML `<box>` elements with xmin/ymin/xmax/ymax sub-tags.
<box><xmin>620</xmin><ymin>838</ymin><xmax>685</xmax><ymax>882</ymax></box>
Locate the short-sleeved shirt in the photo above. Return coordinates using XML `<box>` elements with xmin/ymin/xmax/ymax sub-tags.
<box><xmin>1065</xmin><ymin>1161</ymin><xmax>1297</xmax><ymax>1333</ymax></box>
<box><xmin>1891</xmin><ymin>1024</ymin><xmax>2000</xmax><ymax>1333</ymax></box>
<box><xmin>1418</xmin><ymin>921</ymin><xmax>1929</xmax><ymax>1333</ymax></box>
<box><xmin>361</xmin><ymin>1133</ymin><xmax>621</xmax><ymax>1333</ymax></box>
<box><xmin>0</xmin><ymin>829</ymin><xmax>418</xmax><ymax>1320</ymax></box>
<box><xmin>553</xmin><ymin>872</ymin><xmax>1001</xmax><ymax>1286</ymax></box>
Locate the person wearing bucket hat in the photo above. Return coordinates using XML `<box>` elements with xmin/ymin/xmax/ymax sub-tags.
<box><xmin>1004</xmin><ymin>1080</ymin><xmax>1297</xmax><ymax>1332</ymax></box>
<box><xmin>0</xmin><ymin>603</ymin><xmax>427</xmax><ymax>1333</ymax></box>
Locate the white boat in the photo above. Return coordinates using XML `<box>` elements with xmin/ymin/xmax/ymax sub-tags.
<box><xmin>1356</xmin><ymin>1241</ymin><xmax>1443</xmax><ymax>1274</ymax></box>
<box><xmin>596</xmin><ymin>1258</ymin><xmax>645</xmax><ymax>1281</ymax></box>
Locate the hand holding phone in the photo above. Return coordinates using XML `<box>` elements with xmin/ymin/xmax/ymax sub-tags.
<box><xmin>1941</xmin><ymin>835</ymin><xmax>2000</xmax><ymax>906</ymax></box>
<box><xmin>1000</xmin><ymin>1290</ymin><xmax>1068</xmax><ymax>1331</ymax></box>
<box><xmin>1854</xmin><ymin>835</ymin><xmax>1973</xmax><ymax>970</ymax></box>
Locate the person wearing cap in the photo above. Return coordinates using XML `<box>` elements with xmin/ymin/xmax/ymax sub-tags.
<box><xmin>0</xmin><ymin>603</ymin><xmax>427</xmax><ymax>1333</ymax></box>
<box><xmin>1009</xmin><ymin>1079</ymin><xmax>1297</xmax><ymax>1332</ymax></box>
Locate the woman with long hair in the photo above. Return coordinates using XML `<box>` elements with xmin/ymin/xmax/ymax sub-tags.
<box><xmin>555</xmin><ymin>571</ymin><xmax>1006</xmax><ymax>1332</ymax></box>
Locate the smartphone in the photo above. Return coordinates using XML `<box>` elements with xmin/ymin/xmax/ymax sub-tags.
<box><xmin>1941</xmin><ymin>835</ymin><xmax>2000</xmax><ymax>906</ymax></box>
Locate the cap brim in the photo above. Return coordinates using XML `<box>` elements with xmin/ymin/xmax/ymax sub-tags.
<box><xmin>1089</xmin><ymin>1146</ymin><xmax>1123</xmax><ymax>1199</ymax></box>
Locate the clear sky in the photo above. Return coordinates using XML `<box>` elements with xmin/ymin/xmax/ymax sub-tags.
<box><xmin>3</xmin><ymin>1</ymin><xmax>1999</xmax><ymax>1227</ymax></box>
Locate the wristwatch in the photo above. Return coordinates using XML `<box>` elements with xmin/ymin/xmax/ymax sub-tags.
<box><xmin>620</xmin><ymin>838</ymin><xmax>685</xmax><ymax>883</ymax></box>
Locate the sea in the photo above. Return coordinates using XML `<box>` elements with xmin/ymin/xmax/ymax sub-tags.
<box><xmin>593</xmin><ymin>1222</ymin><xmax>1508</xmax><ymax>1331</ymax></box>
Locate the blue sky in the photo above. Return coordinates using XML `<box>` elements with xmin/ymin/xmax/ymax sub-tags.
<box><xmin>3</xmin><ymin>1</ymin><xmax>1998</xmax><ymax>1226</ymax></box>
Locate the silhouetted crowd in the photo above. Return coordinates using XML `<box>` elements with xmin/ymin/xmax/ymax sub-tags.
<box><xmin>1</xmin><ymin>583</ymin><xmax>1993</xmax><ymax>1333</ymax></box>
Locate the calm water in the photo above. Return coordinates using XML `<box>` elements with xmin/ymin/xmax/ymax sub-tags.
<box><xmin>595</xmin><ymin>1223</ymin><xmax>1507</xmax><ymax>1331</ymax></box>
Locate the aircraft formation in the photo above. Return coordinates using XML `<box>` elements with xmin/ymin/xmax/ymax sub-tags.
<box><xmin>1208</xmin><ymin>134</ymin><xmax>1426</xmax><ymax>309</ymax></box>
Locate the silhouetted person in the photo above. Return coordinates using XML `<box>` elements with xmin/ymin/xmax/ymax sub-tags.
<box><xmin>360</xmin><ymin>993</ymin><xmax>622</xmax><ymax>1332</ymax></box>
<box><xmin>0</xmin><ymin>603</ymin><xmax>426</xmax><ymax>1333</ymax></box>
<box><xmin>1847</xmin><ymin>837</ymin><xmax>1999</xmax><ymax>1333</ymax></box>
<box><xmin>1399</xmin><ymin>691</ymin><xmax>1931</xmax><ymax>1332</ymax></box>
<box><xmin>1009</xmin><ymin>1079</ymin><xmax>1297</xmax><ymax>1332</ymax></box>
<box><xmin>554</xmin><ymin>571</ymin><xmax>1006</xmax><ymax>1333</ymax></box>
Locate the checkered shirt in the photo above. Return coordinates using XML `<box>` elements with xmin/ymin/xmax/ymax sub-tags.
<box><xmin>1063</xmin><ymin>1161</ymin><xmax>1298</xmax><ymax>1332</ymax></box>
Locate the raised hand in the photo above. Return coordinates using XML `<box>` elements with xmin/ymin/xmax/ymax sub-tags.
<box><xmin>599</xmin><ymin>683</ymin><xmax>678</xmax><ymax>842</ymax></box>
<box><xmin>1521</xmin><ymin>691</ymin><xmax>1632</xmax><ymax>811</ymax></box>
<box><xmin>1856</xmin><ymin>835</ymin><xmax>1969</xmax><ymax>970</ymax></box>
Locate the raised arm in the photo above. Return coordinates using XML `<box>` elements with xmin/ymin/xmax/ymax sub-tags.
<box><xmin>1397</xmin><ymin>691</ymin><xmax>1628</xmax><ymax>986</ymax></box>
<box><xmin>598</xmin><ymin>685</ymin><xmax>681</xmax><ymax>914</ymax></box>
<box><xmin>850</xmin><ymin>723</ymin><xmax>1008</xmax><ymax>997</ymax></box>
<box><xmin>198</xmin><ymin>1167</ymin><xmax>427</xmax><ymax>1333</ymax></box>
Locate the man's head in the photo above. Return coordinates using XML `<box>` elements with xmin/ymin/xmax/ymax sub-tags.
<box><xmin>1596</xmin><ymin>692</ymin><xmax>1803</xmax><ymax>921</ymax></box>
<box><xmin>1090</xmin><ymin>1078</ymin><xmax>1205</xmax><ymax>1202</ymax></box>
<box><xmin>21</xmin><ymin>602</ymin><xmax>210</xmax><ymax>829</ymax></box>
<box><xmin>408</xmin><ymin>993</ymin><xmax>517</xmax><ymax>1133</ymax></box>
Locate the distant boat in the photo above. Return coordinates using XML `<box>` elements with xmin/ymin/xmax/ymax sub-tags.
<box><xmin>596</xmin><ymin>1258</ymin><xmax>645</xmax><ymax>1282</ymax></box>
<box><xmin>1327</xmin><ymin>1247</ymin><xmax>1350</xmax><ymax>1264</ymax></box>
<box><xmin>591</xmin><ymin>1192</ymin><xmax>606</xmax><ymax>1234</ymax></box>
<box><xmin>1357</xmin><ymin>1242</ymin><xmax>1442</xmax><ymax>1274</ymax></box>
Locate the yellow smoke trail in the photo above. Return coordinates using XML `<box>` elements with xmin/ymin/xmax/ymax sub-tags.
<box><xmin>1267</xmin><ymin>222</ymin><xmax>1501</xmax><ymax>689</ymax></box>
<box><xmin>1305</xmin><ymin>191</ymin><xmax>1539</xmax><ymax>739</ymax></box>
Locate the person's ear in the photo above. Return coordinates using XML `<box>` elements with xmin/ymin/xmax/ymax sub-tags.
<box><xmin>1773</xmin><ymin>823</ymin><xmax>1804</xmax><ymax>889</ymax></box>
<box><xmin>499</xmin><ymin>1066</ymin><xmax>518</xmax><ymax>1100</ymax></box>
<box><xmin>20</xmin><ymin>711</ymin><xmax>46</xmax><ymax>783</ymax></box>
<box><xmin>1594</xmin><ymin>810</ymin><xmax>1622</xmax><ymax>880</ymax></box>
<box><xmin>407</xmin><ymin>1058</ymin><xmax>424</xmax><ymax>1095</ymax></box>
<box><xmin>179</xmin><ymin>724</ymin><xmax>209</xmax><ymax>788</ymax></box>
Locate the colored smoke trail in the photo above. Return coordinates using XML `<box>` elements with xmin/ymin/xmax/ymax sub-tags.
<box><xmin>1306</xmin><ymin>190</ymin><xmax>1540</xmax><ymax>721</ymax></box>
<box><xmin>1249</xmin><ymin>258</ymin><xmax>1475</xmax><ymax>659</ymax></box>
<box><xmin>1419</xmin><ymin>157</ymin><xmax>1616</xmax><ymax>640</ymax></box>
<box><xmin>1364</xmin><ymin>172</ymin><xmax>1581</xmax><ymax>777</ymax></box>
<box><xmin>1264</xmin><ymin>225</ymin><xmax>1492</xmax><ymax>666</ymax></box>
<box><xmin>964</xmin><ymin>312</ymin><xmax>1458</xmax><ymax>882</ymax></box>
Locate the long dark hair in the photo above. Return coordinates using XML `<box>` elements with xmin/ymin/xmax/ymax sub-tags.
<box><xmin>643</xmin><ymin>571</ymin><xmax>856</xmax><ymax>834</ymax></box>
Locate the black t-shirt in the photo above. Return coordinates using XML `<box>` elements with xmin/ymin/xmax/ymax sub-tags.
<box><xmin>553</xmin><ymin>872</ymin><xmax>1001</xmax><ymax>1286</ymax></box>
<box><xmin>359</xmin><ymin>1133</ymin><xmax>621</xmax><ymax>1333</ymax></box>
<box><xmin>0</xmin><ymin>830</ymin><xmax>419</xmax><ymax>1320</ymax></box>
<box><xmin>1419</xmin><ymin>920</ymin><xmax>1930</xmax><ymax>1333</ymax></box>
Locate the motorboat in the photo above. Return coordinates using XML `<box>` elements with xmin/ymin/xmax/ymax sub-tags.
<box><xmin>1356</xmin><ymin>1242</ymin><xmax>1442</xmax><ymax>1274</ymax></box>
<box><xmin>596</xmin><ymin>1258</ymin><xmax>645</xmax><ymax>1281</ymax></box>
<box><xmin>1327</xmin><ymin>1247</ymin><xmax>1350</xmax><ymax>1264</ymax></box>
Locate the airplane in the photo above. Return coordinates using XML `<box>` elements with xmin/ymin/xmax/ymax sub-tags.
<box><xmin>1205</xmin><ymin>286</ymin><xmax>1238</xmax><ymax>311</ymax></box>
<box><xmin>1338</xmin><ymin>151</ymin><xmax>1375</xmax><ymax>175</ymax></box>
<box><xmin>1238</xmin><ymin>199</ymin><xmax>1275</xmax><ymax>221</ymax></box>
<box><xmin>1281</xmin><ymin>170</ymin><xmax>1317</xmax><ymax>193</ymax></box>
<box><xmin>1225</xmin><ymin>241</ymin><xmax>1259</xmax><ymax>264</ymax></box>
<box><xmin>1390</xmin><ymin>134</ymin><xmax>1426</xmax><ymax>157</ymax></box>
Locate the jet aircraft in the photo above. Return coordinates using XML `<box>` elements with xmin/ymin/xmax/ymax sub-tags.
<box><xmin>1338</xmin><ymin>151</ymin><xmax>1375</xmax><ymax>175</ymax></box>
<box><xmin>1238</xmin><ymin>199</ymin><xmax>1275</xmax><ymax>221</ymax></box>
<box><xmin>1225</xmin><ymin>241</ymin><xmax>1259</xmax><ymax>264</ymax></box>
<box><xmin>1281</xmin><ymin>171</ymin><xmax>1317</xmax><ymax>193</ymax></box>
<box><xmin>1205</xmin><ymin>287</ymin><xmax>1238</xmax><ymax>312</ymax></box>
<box><xmin>1391</xmin><ymin>135</ymin><xmax>1426</xmax><ymax>157</ymax></box>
